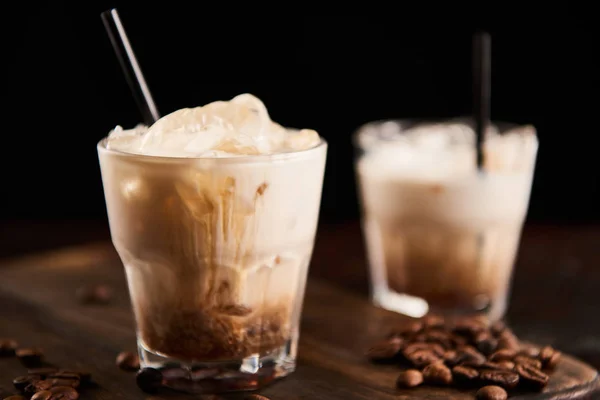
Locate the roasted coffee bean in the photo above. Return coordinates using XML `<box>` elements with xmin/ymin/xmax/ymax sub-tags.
<box><xmin>516</xmin><ymin>363</ymin><xmax>549</xmax><ymax>390</ymax></box>
<box><xmin>366</xmin><ymin>337</ymin><xmax>403</xmax><ymax>361</ymax></box>
<box><xmin>116</xmin><ymin>351</ymin><xmax>140</xmax><ymax>371</ymax></box>
<box><xmin>455</xmin><ymin>346</ymin><xmax>486</xmax><ymax>366</ymax></box>
<box><xmin>76</xmin><ymin>284</ymin><xmax>112</xmax><ymax>304</ymax></box>
<box><xmin>474</xmin><ymin>331</ymin><xmax>498</xmax><ymax>355</ymax></box>
<box><xmin>539</xmin><ymin>346</ymin><xmax>561</xmax><ymax>369</ymax></box>
<box><xmin>479</xmin><ymin>369</ymin><xmax>520</xmax><ymax>390</ymax></box>
<box><xmin>15</xmin><ymin>348</ymin><xmax>44</xmax><ymax>367</ymax></box>
<box><xmin>395</xmin><ymin>369</ymin><xmax>423</xmax><ymax>388</ymax></box>
<box><xmin>452</xmin><ymin>319</ymin><xmax>485</xmax><ymax>338</ymax></box>
<box><xmin>476</xmin><ymin>385</ymin><xmax>508</xmax><ymax>400</ymax></box>
<box><xmin>423</xmin><ymin>315</ymin><xmax>445</xmax><ymax>329</ymax></box>
<box><xmin>403</xmin><ymin>342</ymin><xmax>445</xmax><ymax>358</ymax></box>
<box><xmin>497</xmin><ymin>330</ymin><xmax>519</xmax><ymax>350</ymax></box>
<box><xmin>489</xmin><ymin>349</ymin><xmax>517</xmax><ymax>362</ymax></box>
<box><xmin>136</xmin><ymin>368</ymin><xmax>163</xmax><ymax>393</ymax></box>
<box><xmin>406</xmin><ymin>349</ymin><xmax>440</xmax><ymax>368</ymax></box>
<box><xmin>49</xmin><ymin>386</ymin><xmax>79</xmax><ymax>400</ymax></box>
<box><xmin>48</xmin><ymin>378</ymin><xmax>79</xmax><ymax>389</ymax></box>
<box><xmin>13</xmin><ymin>375</ymin><xmax>37</xmax><ymax>392</ymax></box>
<box><xmin>443</xmin><ymin>350</ymin><xmax>459</xmax><ymax>366</ymax></box>
<box><xmin>449</xmin><ymin>334</ymin><xmax>468</xmax><ymax>347</ymax></box>
<box><xmin>422</xmin><ymin>362</ymin><xmax>453</xmax><ymax>385</ymax></box>
<box><xmin>4</xmin><ymin>396</ymin><xmax>26</xmax><ymax>400</ymax></box>
<box><xmin>30</xmin><ymin>392</ymin><xmax>52</xmax><ymax>400</ymax></box>
<box><xmin>514</xmin><ymin>355</ymin><xmax>542</xmax><ymax>370</ymax></box>
<box><xmin>518</xmin><ymin>345</ymin><xmax>540</xmax><ymax>358</ymax></box>
<box><xmin>451</xmin><ymin>365</ymin><xmax>479</xmax><ymax>386</ymax></box>
<box><xmin>425</xmin><ymin>330</ymin><xmax>452</xmax><ymax>349</ymax></box>
<box><xmin>490</xmin><ymin>321</ymin><xmax>507</xmax><ymax>336</ymax></box>
<box><xmin>0</xmin><ymin>338</ymin><xmax>18</xmax><ymax>357</ymax></box>
<box><xmin>495</xmin><ymin>361</ymin><xmax>515</xmax><ymax>371</ymax></box>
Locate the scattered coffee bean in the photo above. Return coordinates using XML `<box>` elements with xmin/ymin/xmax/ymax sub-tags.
<box><xmin>396</xmin><ymin>369</ymin><xmax>423</xmax><ymax>388</ymax></box>
<box><xmin>404</xmin><ymin>342</ymin><xmax>445</xmax><ymax>358</ymax></box>
<box><xmin>518</xmin><ymin>345</ymin><xmax>540</xmax><ymax>358</ymax></box>
<box><xmin>474</xmin><ymin>331</ymin><xmax>498</xmax><ymax>355</ymax></box>
<box><xmin>497</xmin><ymin>330</ymin><xmax>519</xmax><ymax>350</ymax></box>
<box><xmin>452</xmin><ymin>319</ymin><xmax>485</xmax><ymax>338</ymax></box>
<box><xmin>489</xmin><ymin>349</ymin><xmax>516</xmax><ymax>362</ymax></box>
<box><xmin>443</xmin><ymin>350</ymin><xmax>458</xmax><ymax>366</ymax></box>
<box><xmin>366</xmin><ymin>337</ymin><xmax>403</xmax><ymax>361</ymax></box>
<box><xmin>422</xmin><ymin>362</ymin><xmax>453</xmax><ymax>385</ymax></box>
<box><xmin>451</xmin><ymin>365</ymin><xmax>479</xmax><ymax>386</ymax></box>
<box><xmin>539</xmin><ymin>346</ymin><xmax>561</xmax><ymax>369</ymax></box>
<box><xmin>406</xmin><ymin>349</ymin><xmax>440</xmax><ymax>368</ymax></box>
<box><xmin>490</xmin><ymin>321</ymin><xmax>506</xmax><ymax>336</ymax></box>
<box><xmin>13</xmin><ymin>376</ymin><xmax>35</xmax><ymax>392</ymax></box>
<box><xmin>48</xmin><ymin>378</ymin><xmax>79</xmax><ymax>389</ymax></box>
<box><xmin>495</xmin><ymin>361</ymin><xmax>515</xmax><ymax>371</ymax></box>
<box><xmin>4</xmin><ymin>396</ymin><xmax>26</xmax><ymax>400</ymax></box>
<box><xmin>515</xmin><ymin>363</ymin><xmax>549</xmax><ymax>390</ymax></box>
<box><xmin>116</xmin><ymin>351</ymin><xmax>139</xmax><ymax>371</ymax></box>
<box><xmin>455</xmin><ymin>346</ymin><xmax>486</xmax><ymax>366</ymax></box>
<box><xmin>476</xmin><ymin>385</ymin><xmax>507</xmax><ymax>400</ymax></box>
<box><xmin>30</xmin><ymin>392</ymin><xmax>52</xmax><ymax>400</ymax></box>
<box><xmin>57</xmin><ymin>370</ymin><xmax>91</xmax><ymax>384</ymax></box>
<box><xmin>16</xmin><ymin>348</ymin><xmax>44</xmax><ymax>368</ymax></box>
<box><xmin>479</xmin><ymin>369</ymin><xmax>519</xmax><ymax>390</ymax></box>
<box><xmin>32</xmin><ymin>380</ymin><xmax>53</xmax><ymax>392</ymax></box>
<box><xmin>136</xmin><ymin>368</ymin><xmax>163</xmax><ymax>393</ymax></box>
<box><xmin>49</xmin><ymin>386</ymin><xmax>79</xmax><ymax>400</ymax></box>
<box><xmin>0</xmin><ymin>339</ymin><xmax>18</xmax><ymax>357</ymax></box>
<box><xmin>425</xmin><ymin>330</ymin><xmax>452</xmax><ymax>349</ymax></box>
<box><xmin>28</xmin><ymin>368</ymin><xmax>58</xmax><ymax>378</ymax></box>
<box><xmin>76</xmin><ymin>284</ymin><xmax>112</xmax><ymax>304</ymax></box>
<box><xmin>514</xmin><ymin>355</ymin><xmax>542</xmax><ymax>370</ymax></box>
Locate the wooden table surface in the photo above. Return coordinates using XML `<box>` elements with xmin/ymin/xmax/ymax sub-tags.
<box><xmin>1</xmin><ymin>220</ymin><xmax>600</xmax><ymax>399</ymax></box>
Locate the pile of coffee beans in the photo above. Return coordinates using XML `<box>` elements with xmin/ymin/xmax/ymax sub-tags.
<box><xmin>366</xmin><ymin>316</ymin><xmax>561</xmax><ymax>400</ymax></box>
<box><xmin>0</xmin><ymin>338</ymin><xmax>93</xmax><ymax>400</ymax></box>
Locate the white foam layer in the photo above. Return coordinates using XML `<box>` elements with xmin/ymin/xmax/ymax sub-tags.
<box><xmin>106</xmin><ymin>94</ymin><xmax>321</xmax><ymax>157</ymax></box>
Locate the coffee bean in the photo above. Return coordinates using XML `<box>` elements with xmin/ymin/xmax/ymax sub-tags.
<box><xmin>392</xmin><ymin>370</ymin><xmax>421</xmax><ymax>389</ymax></box>
<box><xmin>474</xmin><ymin>332</ymin><xmax>498</xmax><ymax>356</ymax></box>
<box><xmin>539</xmin><ymin>346</ymin><xmax>561</xmax><ymax>369</ymax></box>
<box><xmin>474</xmin><ymin>361</ymin><xmax>514</xmax><ymax>372</ymax></box>
<box><xmin>425</xmin><ymin>330</ymin><xmax>452</xmax><ymax>349</ymax></box>
<box><xmin>366</xmin><ymin>337</ymin><xmax>403</xmax><ymax>361</ymax></box>
<box><xmin>13</xmin><ymin>376</ymin><xmax>36</xmax><ymax>392</ymax></box>
<box><xmin>30</xmin><ymin>392</ymin><xmax>52</xmax><ymax>400</ymax></box>
<box><xmin>48</xmin><ymin>378</ymin><xmax>79</xmax><ymax>389</ymax></box>
<box><xmin>443</xmin><ymin>350</ymin><xmax>459</xmax><ymax>366</ymax></box>
<box><xmin>497</xmin><ymin>330</ymin><xmax>519</xmax><ymax>350</ymax></box>
<box><xmin>244</xmin><ymin>395</ymin><xmax>270</xmax><ymax>400</ymax></box>
<box><xmin>514</xmin><ymin>355</ymin><xmax>542</xmax><ymax>370</ymax></box>
<box><xmin>452</xmin><ymin>319</ymin><xmax>485</xmax><ymax>338</ymax></box>
<box><xmin>451</xmin><ymin>365</ymin><xmax>479</xmax><ymax>386</ymax></box>
<box><xmin>515</xmin><ymin>363</ymin><xmax>549</xmax><ymax>390</ymax></box>
<box><xmin>0</xmin><ymin>339</ymin><xmax>18</xmax><ymax>357</ymax></box>
<box><xmin>16</xmin><ymin>348</ymin><xmax>44</xmax><ymax>368</ymax></box>
<box><xmin>49</xmin><ymin>386</ymin><xmax>79</xmax><ymax>400</ymax></box>
<box><xmin>489</xmin><ymin>349</ymin><xmax>517</xmax><ymax>362</ymax></box>
<box><xmin>136</xmin><ymin>368</ymin><xmax>163</xmax><ymax>393</ymax></box>
<box><xmin>403</xmin><ymin>342</ymin><xmax>445</xmax><ymax>358</ymax></box>
<box><xmin>495</xmin><ymin>361</ymin><xmax>515</xmax><ymax>371</ymax></box>
<box><xmin>116</xmin><ymin>351</ymin><xmax>139</xmax><ymax>371</ymax></box>
<box><xmin>455</xmin><ymin>346</ymin><xmax>486</xmax><ymax>366</ymax></box>
<box><xmin>518</xmin><ymin>345</ymin><xmax>540</xmax><ymax>358</ymax></box>
<box><xmin>422</xmin><ymin>362</ymin><xmax>453</xmax><ymax>385</ymax></box>
<box><xmin>4</xmin><ymin>396</ymin><xmax>26</xmax><ymax>400</ymax></box>
<box><xmin>423</xmin><ymin>314</ymin><xmax>445</xmax><ymax>329</ymax></box>
<box><xmin>32</xmin><ymin>380</ymin><xmax>53</xmax><ymax>392</ymax></box>
<box><xmin>76</xmin><ymin>284</ymin><xmax>112</xmax><ymax>304</ymax></box>
<box><xmin>449</xmin><ymin>334</ymin><xmax>468</xmax><ymax>347</ymax></box>
<box><xmin>476</xmin><ymin>385</ymin><xmax>508</xmax><ymax>400</ymax></box>
<box><xmin>479</xmin><ymin>369</ymin><xmax>520</xmax><ymax>390</ymax></box>
<box><xmin>28</xmin><ymin>368</ymin><xmax>58</xmax><ymax>378</ymax></box>
<box><xmin>405</xmin><ymin>349</ymin><xmax>440</xmax><ymax>368</ymax></box>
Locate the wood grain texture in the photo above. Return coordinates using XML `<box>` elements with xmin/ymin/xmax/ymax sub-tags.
<box><xmin>0</xmin><ymin>236</ymin><xmax>599</xmax><ymax>399</ymax></box>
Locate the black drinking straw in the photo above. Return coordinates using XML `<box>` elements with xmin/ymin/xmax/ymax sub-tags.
<box><xmin>472</xmin><ymin>31</ymin><xmax>491</xmax><ymax>170</ymax></box>
<box><xmin>101</xmin><ymin>8</ymin><xmax>160</xmax><ymax>125</ymax></box>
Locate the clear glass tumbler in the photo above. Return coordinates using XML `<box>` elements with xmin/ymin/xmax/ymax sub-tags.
<box><xmin>353</xmin><ymin>119</ymin><xmax>538</xmax><ymax>321</ymax></box>
<box><xmin>98</xmin><ymin>138</ymin><xmax>327</xmax><ymax>393</ymax></box>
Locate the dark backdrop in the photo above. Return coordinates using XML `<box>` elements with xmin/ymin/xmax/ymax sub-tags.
<box><xmin>2</xmin><ymin>6</ymin><xmax>599</xmax><ymax>223</ymax></box>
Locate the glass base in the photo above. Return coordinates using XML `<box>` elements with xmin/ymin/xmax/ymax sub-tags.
<box><xmin>373</xmin><ymin>287</ymin><xmax>507</xmax><ymax>321</ymax></box>
<box><xmin>138</xmin><ymin>339</ymin><xmax>295</xmax><ymax>394</ymax></box>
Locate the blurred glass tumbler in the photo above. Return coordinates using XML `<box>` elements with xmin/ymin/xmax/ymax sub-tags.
<box><xmin>354</xmin><ymin>119</ymin><xmax>538</xmax><ymax>321</ymax></box>
<box><xmin>97</xmin><ymin>96</ymin><xmax>327</xmax><ymax>393</ymax></box>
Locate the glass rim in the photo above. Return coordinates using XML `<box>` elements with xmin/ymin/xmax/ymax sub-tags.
<box><xmin>352</xmin><ymin>117</ymin><xmax>536</xmax><ymax>150</ymax></box>
<box><xmin>97</xmin><ymin>136</ymin><xmax>327</xmax><ymax>164</ymax></box>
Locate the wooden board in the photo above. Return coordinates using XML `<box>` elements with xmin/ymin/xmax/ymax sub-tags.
<box><xmin>0</xmin><ymin>242</ymin><xmax>598</xmax><ymax>399</ymax></box>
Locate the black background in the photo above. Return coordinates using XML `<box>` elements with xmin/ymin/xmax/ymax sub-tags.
<box><xmin>2</xmin><ymin>6</ymin><xmax>599</xmax><ymax>224</ymax></box>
